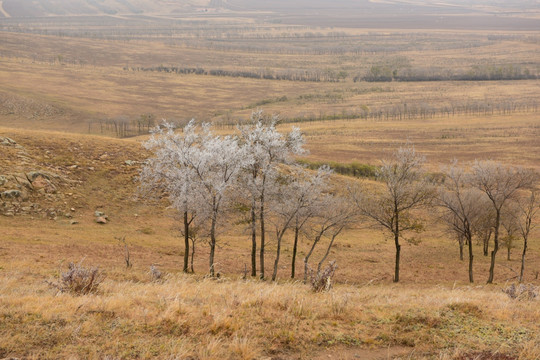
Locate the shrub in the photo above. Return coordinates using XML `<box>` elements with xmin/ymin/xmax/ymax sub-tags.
<box><xmin>502</xmin><ymin>283</ymin><xmax>539</xmax><ymax>301</ymax></box>
<box><xmin>308</xmin><ymin>261</ymin><xmax>338</xmax><ymax>292</ymax></box>
<box><xmin>48</xmin><ymin>261</ymin><xmax>104</xmax><ymax>295</ymax></box>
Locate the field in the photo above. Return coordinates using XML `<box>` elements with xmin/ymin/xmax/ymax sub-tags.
<box><xmin>1</xmin><ymin>1</ymin><xmax>540</xmax><ymax>359</ymax></box>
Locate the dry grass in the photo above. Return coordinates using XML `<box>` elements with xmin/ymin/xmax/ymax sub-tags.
<box><xmin>1</xmin><ymin>271</ymin><xmax>539</xmax><ymax>359</ymax></box>
<box><xmin>1</xmin><ymin>126</ymin><xmax>540</xmax><ymax>358</ymax></box>
<box><xmin>295</xmin><ymin>112</ymin><xmax>540</xmax><ymax>171</ymax></box>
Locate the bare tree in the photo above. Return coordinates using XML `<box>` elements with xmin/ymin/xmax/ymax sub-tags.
<box><xmin>475</xmin><ymin>210</ymin><xmax>495</xmax><ymax>257</ymax></box>
<box><xmin>303</xmin><ymin>192</ymin><xmax>357</xmax><ymax>282</ymax></box>
<box><xmin>510</xmin><ymin>189</ymin><xmax>539</xmax><ymax>282</ymax></box>
<box><xmin>470</xmin><ymin>161</ymin><xmax>535</xmax><ymax>284</ymax></box>
<box><xmin>354</xmin><ymin>146</ymin><xmax>433</xmax><ymax>283</ymax></box>
<box><xmin>438</xmin><ymin>162</ymin><xmax>487</xmax><ymax>283</ymax></box>
<box><xmin>269</xmin><ymin>166</ymin><xmax>330</xmax><ymax>281</ymax></box>
<box><xmin>501</xmin><ymin>210</ymin><xmax>519</xmax><ymax>261</ymax></box>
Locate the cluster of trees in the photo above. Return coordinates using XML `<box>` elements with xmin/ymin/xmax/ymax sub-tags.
<box><xmin>140</xmin><ymin>111</ymin><xmax>354</xmax><ymax>280</ymax></box>
<box><xmin>438</xmin><ymin>161</ymin><xmax>538</xmax><ymax>283</ymax></box>
<box><xmin>88</xmin><ymin>114</ymin><xmax>156</xmax><ymax>138</ymax></box>
<box><xmin>357</xmin><ymin>64</ymin><xmax>538</xmax><ymax>82</ymax></box>
<box><xmin>126</xmin><ymin>65</ymin><xmax>347</xmax><ymax>82</ymax></box>
<box><xmin>140</xmin><ymin>112</ymin><xmax>538</xmax><ymax>284</ymax></box>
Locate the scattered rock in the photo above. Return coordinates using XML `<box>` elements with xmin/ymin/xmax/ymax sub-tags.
<box><xmin>94</xmin><ymin>210</ymin><xmax>105</xmax><ymax>217</ymax></box>
<box><xmin>1</xmin><ymin>190</ymin><xmax>21</xmax><ymax>200</ymax></box>
<box><xmin>68</xmin><ymin>165</ymin><xmax>78</xmax><ymax>170</ymax></box>
<box><xmin>0</xmin><ymin>136</ymin><xmax>17</xmax><ymax>146</ymax></box>
<box><xmin>99</xmin><ymin>154</ymin><xmax>109</xmax><ymax>160</ymax></box>
<box><xmin>125</xmin><ymin>160</ymin><xmax>137</xmax><ymax>166</ymax></box>
<box><xmin>65</xmin><ymin>212</ymin><xmax>72</xmax><ymax>219</ymax></box>
<box><xmin>70</xmin><ymin>220</ymin><xmax>79</xmax><ymax>225</ymax></box>
<box><xmin>0</xmin><ymin>175</ymin><xmax>7</xmax><ymax>186</ymax></box>
<box><xmin>96</xmin><ymin>216</ymin><xmax>108</xmax><ymax>224</ymax></box>
<box><xmin>46</xmin><ymin>209</ymin><xmax>57</xmax><ymax>219</ymax></box>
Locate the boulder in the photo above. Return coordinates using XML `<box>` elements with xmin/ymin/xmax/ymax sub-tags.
<box><xmin>95</xmin><ymin>210</ymin><xmax>105</xmax><ymax>217</ymax></box>
<box><xmin>96</xmin><ymin>216</ymin><xmax>108</xmax><ymax>224</ymax></box>
<box><xmin>31</xmin><ymin>175</ymin><xmax>57</xmax><ymax>194</ymax></box>
<box><xmin>27</xmin><ymin>171</ymin><xmax>51</xmax><ymax>182</ymax></box>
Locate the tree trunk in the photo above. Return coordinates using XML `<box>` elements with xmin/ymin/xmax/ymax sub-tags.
<box><xmin>190</xmin><ymin>239</ymin><xmax>195</xmax><ymax>273</ymax></box>
<box><xmin>487</xmin><ymin>212</ymin><xmax>500</xmax><ymax>284</ymax></box>
<box><xmin>393</xmin><ymin>208</ymin><xmax>400</xmax><ymax>283</ymax></box>
<box><xmin>394</xmin><ymin>237</ymin><xmax>401</xmax><ymax>283</ymax></box>
<box><xmin>183</xmin><ymin>211</ymin><xmax>189</xmax><ymax>273</ymax></box>
<box><xmin>291</xmin><ymin>226</ymin><xmax>299</xmax><ymax>279</ymax></box>
<box><xmin>317</xmin><ymin>230</ymin><xmax>341</xmax><ymax>273</ymax></box>
<box><xmin>459</xmin><ymin>237</ymin><xmax>464</xmax><ymax>261</ymax></box>
<box><xmin>250</xmin><ymin>199</ymin><xmax>257</xmax><ymax>277</ymax></box>
<box><xmin>259</xmin><ymin>200</ymin><xmax>265</xmax><ymax>280</ymax></box>
<box><xmin>467</xmin><ymin>234</ymin><xmax>474</xmax><ymax>283</ymax></box>
<box><xmin>507</xmin><ymin>245</ymin><xmax>511</xmax><ymax>261</ymax></box>
<box><xmin>304</xmin><ymin>235</ymin><xmax>321</xmax><ymax>282</ymax></box>
<box><xmin>520</xmin><ymin>237</ymin><xmax>528</xmax><ymax>283</ymax></box>
<box><xmin>209</xmin><ymin>202</ymin><xmax>218</xmax><ymax>277</ymax></box>
<box><xmin>483</xmin><ymin>230</ymin><xmax>491</xmax><ymax>256</ymax></box>
<box><xmin>272</xmin><ymin>234</ymin><xmax>283</xmax><ymax>281</ymax></box>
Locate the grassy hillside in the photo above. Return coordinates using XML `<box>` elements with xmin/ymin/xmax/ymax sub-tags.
<box><xmin>1</xmin><ymin>127</ymin><xmax>539</xmax><ymax>359</ymax></box>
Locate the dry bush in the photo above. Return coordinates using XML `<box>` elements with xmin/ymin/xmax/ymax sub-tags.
<box><xmin>48</xmin><ymin>261</ymin><xmax>104</xmax><ymax>295</ymax></box>
<box><xmin>502</xmin><ymin>283</ymin><xmax>539</xmax><ymax>301</ymax></box>
<box><xmin>150</xmin><ymin>264</ymin><xmax>162</xmax><ymax>281</ymax></box>
<box><xmin>308</xmin><ymin>261</ymin><xmax>338</xmax><ymax>292</ymax></box>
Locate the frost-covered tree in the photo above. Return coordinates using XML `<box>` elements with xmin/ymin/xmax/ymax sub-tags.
<box><xmin>141</xmin><ymin>121</ymin><xmax>249</xmax><ymax>276</ymax></box>
<box><xmin>239</xmin><ymin>110</ymin><xmax>305</xmax><ymax>279</ymax></box>
<box><xmin>190</xmin><ymin>124</ymin><xmax>249</xmax><ymax>276</ymax></box>
<box><xmin>140</xmin><ymin>121</ymin><xmax>200</xmax><ymax>273</ymax></box>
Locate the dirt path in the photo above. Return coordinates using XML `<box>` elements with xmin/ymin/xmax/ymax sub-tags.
<box><xmin>0</xmin><ymin>1</ymin><xmax>11</xmax><ymax>18</ymax></box>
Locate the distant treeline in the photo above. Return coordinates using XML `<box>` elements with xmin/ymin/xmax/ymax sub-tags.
<box><xmin>211</xmin><ymin>99</ymin><xmax>539</xmax><ymax>129</ymax></box>
<box><xmin>124</xmin><ymin>65</ymin><xmax>346</xmax><ymax>82</ymax></box>
<box><xmin>356</xmin><ymin>64</ymin><xmax>539</xmax><ymax>82</ymax></box>
<box><xmin>126</xmin><ymin>63</ymin><xmax>538</xmax><ymax>84</ymax></box>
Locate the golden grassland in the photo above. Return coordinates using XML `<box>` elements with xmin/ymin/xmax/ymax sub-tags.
<box><xmin>1</xmin><ymin>56</ymin><xmax>539</xmax><ymax>135</ymax></box>
<box><xmin>1</xmin><ymin>22</ymin><xmax>540</xmax><ymax>358</ymax></box>
<box><xmin>0</xmin><ymin>29</ymin><xmax>539</xmax><ymax>135</ymax></box>
<box><xmin>1</xmin><ymin>126</ymin><xmax>540</xmax><ymax>358</ymax></box>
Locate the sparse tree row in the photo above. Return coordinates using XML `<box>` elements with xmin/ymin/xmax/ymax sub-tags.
<box><xmin>140</xmin><ymin>111</ymin><xmax>539</xmax><ymax>285</ymax></box>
